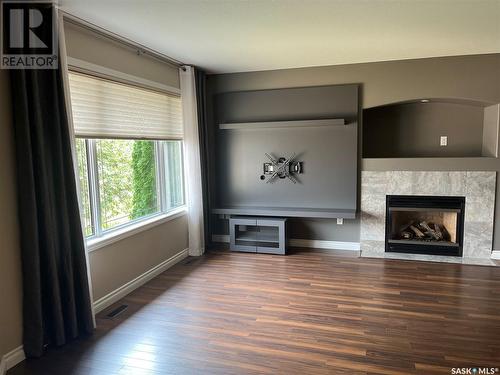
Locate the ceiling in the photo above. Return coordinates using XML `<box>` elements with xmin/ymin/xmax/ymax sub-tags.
<box><xmin>60</xmin><ymin>0</ymin><xmax>500</xmax><ymax>74</ymax></box>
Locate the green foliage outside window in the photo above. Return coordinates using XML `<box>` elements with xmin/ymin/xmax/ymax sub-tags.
<box><xmin>96</xmin><ymin>139</ymin><xmax>136</xmax><ymax>230</ymax></box>
<box><xmin>96</xmin><ymin>139</ymin><xmax>159</xmax><ymax>230</ymax></box>
<box><xmin>131</xmin><ymin>141</ymin><xmax>157</xmax><ymax>219</ymax></box>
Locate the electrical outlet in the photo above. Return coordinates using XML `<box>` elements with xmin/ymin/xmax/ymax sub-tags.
<box><xmin>440</xmin><ymin>136</ymin><xmax>447</xmax><ymax>146</ymax></box>
<box><xmin>337</xmin><ymin>218</ymin><xmax>343</xmax><ymax>225</ymax></box>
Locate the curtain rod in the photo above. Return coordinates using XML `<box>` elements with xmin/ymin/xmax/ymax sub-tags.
<box><xmin>59</xmin><ymin>10</ymin><xmax>186</xmax><ymax>70</ymax></box>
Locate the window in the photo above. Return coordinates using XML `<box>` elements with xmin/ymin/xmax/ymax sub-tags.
<box><xmin>75</xmin><ymin>138</ymin><xmax>93</xmax><ymax>236</ymax></box>
<box><xmin>69</xmin><ymin>71</ymin><xmax>185</xmax><ymax>239</ymax></box>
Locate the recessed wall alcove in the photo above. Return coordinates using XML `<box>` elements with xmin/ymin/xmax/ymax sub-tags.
<box><xmin>363</xmin><ymin>99</ymin><xmax>500</xmax><ymax>158</ymax></box>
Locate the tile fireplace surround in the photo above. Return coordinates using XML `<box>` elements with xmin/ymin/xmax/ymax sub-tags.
<box><xmin>360</xmin><ymin>171</ymin><xmax>496</xmax><ymax>265</ymax></box>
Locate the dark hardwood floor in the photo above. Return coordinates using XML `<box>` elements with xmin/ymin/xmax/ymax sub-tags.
<box><xmin>9</xmin><ymin>249</ymin><xmax>500</xmax><ymax>375</ymax></box>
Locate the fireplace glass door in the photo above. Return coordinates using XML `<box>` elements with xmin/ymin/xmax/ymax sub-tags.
<box><xmin>385</xmin><ymin>195</ymin><xmax>465</xmax><ymax>256</ymax></box>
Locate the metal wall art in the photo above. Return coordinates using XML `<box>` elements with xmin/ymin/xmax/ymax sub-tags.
<box><xmin>262</xmin><ymin>153</ymin><xmax>303</xmax><ymax>184</ymax></box>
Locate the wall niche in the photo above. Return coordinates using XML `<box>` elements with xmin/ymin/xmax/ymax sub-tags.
<box><xmin>363</xmin><ymin>99</ymin><xmax>499</xmax><ymax>158</ymax></box>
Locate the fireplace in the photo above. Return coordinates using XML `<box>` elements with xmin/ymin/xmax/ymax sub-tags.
<box><xmin>385</xmin><ymin>195</ymin><xmax>465</xmax><ymax>257</ymax></box>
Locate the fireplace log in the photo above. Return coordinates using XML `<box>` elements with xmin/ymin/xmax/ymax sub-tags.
<box><xmin>400</xmin><ymin>231</ymin><xmax>414</xmax><ymax>240</ymax></box>
<box><xmin>399</xmin><ymin>221</ymin><xmax>414</xmax><ymax>233</ymax></box>
<box><xmin>433</xmin><ymin>223</ymin><xmax>444</xmax><ymax>240</ymax></box>
<box><xmin>419</xmin><ymin>221</ymin><xmax>441</xmax><ymax>240</ymax></box>
<box><xmin>409</xmin><ymin>225</ymin><xmax>425</xmax><ymax>238</ymax></box>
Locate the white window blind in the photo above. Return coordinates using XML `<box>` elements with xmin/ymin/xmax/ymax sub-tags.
<box><xmin>68</xmin><ymin>72</ymin><xmax>183</xmax><ymax>140</ymax></box>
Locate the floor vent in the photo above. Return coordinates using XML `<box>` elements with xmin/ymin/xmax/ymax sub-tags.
<box><xmin>106</xmin><ymin>304</ymin><xmax>128</xmax><ymax>318</ymax></box>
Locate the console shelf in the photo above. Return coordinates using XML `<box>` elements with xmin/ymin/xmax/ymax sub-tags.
<box><xmin>213</xmin><ymin>206</ymin><xmax>356</xmax><ymax>219</ymax></box>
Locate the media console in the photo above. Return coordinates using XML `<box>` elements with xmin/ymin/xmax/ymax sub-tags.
<box><xmin>229</xmin><ymin>216</ymin><xmax>287</xmax><ymax>255</ymax></box>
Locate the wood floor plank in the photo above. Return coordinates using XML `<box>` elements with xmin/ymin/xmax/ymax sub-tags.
<box><xmin>8</xmin><ymin>249</ymin><xmax>500</xmax><ymax>375</ymax></box>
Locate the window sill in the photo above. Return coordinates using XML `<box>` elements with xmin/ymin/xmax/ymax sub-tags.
<box><xmin>86</xmin><ymin>207</ymin><xmax>187</xmax><ymax>253</ymax></box>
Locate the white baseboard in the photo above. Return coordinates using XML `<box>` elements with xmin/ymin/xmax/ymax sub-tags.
<box><xmin>0</xmin><ymin>346</ymin><xmax>25</xmax><ymax>375</ymax></box>
<box><xmin>288</xmin><ymin>238</ymin><xmax>360</xmax><ymax>251</ymax></box>
<box><xmin>491</xmin><ymin>250</ymin><xmax>500</xmax><ymax>260</ymax></box>
<box><xmin>211</xmin><ymin>234</ymin><xmax>360</xmax><ymax>251</ymax></box>
<box><xmin>93</xmin><ymin>248</ymin><xmax>189</xmax><ymax>314</ymax></box>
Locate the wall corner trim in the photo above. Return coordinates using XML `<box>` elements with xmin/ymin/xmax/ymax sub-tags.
<box><xmin>0</xmin><ymin>345</ymin><xmax>25</xmax><ymax>375</ymax></box>
<box><xmin>93</xmin><ymin>248</ymin><xmax>189</xmax><ymax>314</ymax></box>
<box><xmin>211</xmin><ymin>234</ymin><xmax>361</xmax><ymax>251</ymax></box>
<box><xmin>491</xmin><ymin>250</ymin><xmax>500</xmax><ymax>260</ymax></box>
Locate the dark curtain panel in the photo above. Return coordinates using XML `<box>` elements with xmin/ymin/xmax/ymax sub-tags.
<box><xmin>10</xmin><ymin>67</ymin><xmax>94</xmax><ymax>358</ymax></box>
<box><xmin>194</xmin><ymin>68</ymin><xmax>212</xmax><ymax>249</ymax></box>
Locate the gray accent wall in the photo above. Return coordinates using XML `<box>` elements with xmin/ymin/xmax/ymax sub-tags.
<box><xmin>207</xmin><ymin>54</ymin><xmax>500</xmax><ymax>248</ymax></box>
<box><xmin>214</xmin><ymin>85</ymin><xmax>358</xmax><ymax>213</ymax></box>
<box><xmin>208</xmin><ymin>54</ymin><xmax>500</xmax><ymax>108</ymax></box>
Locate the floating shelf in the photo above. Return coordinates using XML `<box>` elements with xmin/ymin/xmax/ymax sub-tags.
<box><xmin>213</xmin><ymin>206</ymin><xmax>356</xmax><ymax>219</ymax></box>
<box><xmin>219</xmin><ymin>118</ymin><xmax>346</xmax><ymax>130</ymax></box>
